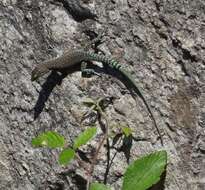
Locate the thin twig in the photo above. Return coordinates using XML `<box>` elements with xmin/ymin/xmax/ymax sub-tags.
<box><xmin>86</xmin><ymin>100</ymin><xmax>109</xmax><ymax>190</ymax></box>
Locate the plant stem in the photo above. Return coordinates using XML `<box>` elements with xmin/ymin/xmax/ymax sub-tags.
<box><xmin>86</xmin><ymin>101</ymin><xmax>109</xmax><ymax>190</ymax></box>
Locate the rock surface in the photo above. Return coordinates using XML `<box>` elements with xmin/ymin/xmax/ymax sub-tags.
<box><xmin>0</xmin><ymin>0</ymin><xmax>204</xmax><ymax>189</ymax></box>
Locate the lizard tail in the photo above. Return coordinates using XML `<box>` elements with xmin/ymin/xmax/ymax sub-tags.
<box><xmin>119</xmin><ymin>68</ymin><xmax>163</xmax><ymax>145</ymax></box>
<box><xmin>85</xmin><ymin>51</ymin><xmax>163</xmax><ymax>145</ymax></box>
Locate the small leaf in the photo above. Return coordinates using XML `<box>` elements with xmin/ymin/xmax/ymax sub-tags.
<box><xmin>59</xmin><ymin>148</ymin><xmax>75</xmax><ymax>165</ymax></box>
<box><xmin>121</xmin><ymin>127</ymin><xmax>132</xmax><ymax>137</ymax></box>
<box><xmin>122</xmin><ymin>150</ymin><xmax>167</xmax><ymax>190</ymax></box>
<box><xmin>73</xmin><ymin>127</ymin><xmax>97</xmax><ymax>150</ymax></box>
<box><xmin>32</xmin><ymin>131</ymin><xmax>65</xmax><ymax>148</ymax></box>
<box><xmin>90</xmin><ymin>182</ymin><xmax>111</xmax><ymax>190</ymax></box>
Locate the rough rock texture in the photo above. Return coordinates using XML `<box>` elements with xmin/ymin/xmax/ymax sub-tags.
<box><xmin>0</xmin><ymin>0</ymin><xmax>205</xmax><ymax>189</ymax></box>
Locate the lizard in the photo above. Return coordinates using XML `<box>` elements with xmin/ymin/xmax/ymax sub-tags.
<box><xmin>31</xmin><ymin>36</ymin><xmax>163</xmax><ymax>145</ymax></box>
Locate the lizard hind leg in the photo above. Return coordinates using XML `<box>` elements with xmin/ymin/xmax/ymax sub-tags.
<box><xmin>81</xmin><ymin>61</ymin><xmax>100</xmax><ymax>78</ymax></box>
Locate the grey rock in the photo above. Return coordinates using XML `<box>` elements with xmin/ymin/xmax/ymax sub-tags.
<box><xmin>0</xmin><ymin>0</ymin><xmax>204</xmax><ymax>189</ymax></box>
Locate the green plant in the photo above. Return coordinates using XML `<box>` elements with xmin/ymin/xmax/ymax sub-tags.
<box><xmin>32</xmin><ymin>97</ymin><xmax>167</xmax><ymax>190</ymax></box>
<box><xmin>32</xmin><ymin>127</ymin><xmax>97</xmax><ymax>165</ymax></box>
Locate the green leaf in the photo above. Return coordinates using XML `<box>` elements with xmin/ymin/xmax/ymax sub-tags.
<box><xmin>59</xmin><ymin>148</ymin><xmax>75</xmax><ymax>165</ymax></box>
<box><xmin>73</xmin><ymin>127</ymin><xmax>97</xmax><ymax>150</ymax></box>
<box><xmin>32</xmin><ymin>131</ymin><xmax>65</xmax><ymax>148</ymax></box>
<box><xmin>122</xmin><ymin>150</ymin><xmax>167</xmax><ymax>190</ymax></box>
<box><xmin>90</xmin><ymin>182</ymin><xmax>111</xmax><ymax>190</ymax></box>
<box><xmin>121</xmin><ymin>127</ymin><xmax>132</xmax><ymax>137</ymax></box>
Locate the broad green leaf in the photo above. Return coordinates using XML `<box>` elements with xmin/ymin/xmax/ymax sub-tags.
<box><xmin>90</xmin><ymin>182</ymin><xmax>111</xmax><ymax>190</ymax></box>
<box><xmin>59</xmin><ymin>148</ymin><xmax>75</xmax><ymax>165</ymax></box>
<box><xmin>73</xmin><ymin>127</ymin><xmax>97</xmax><ymax>150</ymax></box>
<box><xmin>121</xmin><ymin>127</ymin><xmax>132</xmax><ymax>137</ymax></box>
<box><xmin>122</xmin><ymin>150</ymin><xmax>167</xmax><ymax>190</ymax></box>
<box><xmin>32</xmin><ymin>131</ymin><xmax>65</xmax><ymax>148</ymax></box>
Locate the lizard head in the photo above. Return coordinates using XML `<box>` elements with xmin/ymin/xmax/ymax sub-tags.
<box><xmin>31</xmin><ymin>65</ymin><xmax>49</xmax><ymax>81</ymax></box>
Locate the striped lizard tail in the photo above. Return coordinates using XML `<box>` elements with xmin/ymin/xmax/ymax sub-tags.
<box><xmin>84</xmin><ymin>51</ymin><xmax>163</xmax><ymax>145</ymax></box>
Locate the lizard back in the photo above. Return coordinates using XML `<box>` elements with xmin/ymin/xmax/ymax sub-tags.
<box><xmin>44</xmin><ymin>51</ymin><xmax>86</xmax><ymax>70</ymax></box>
